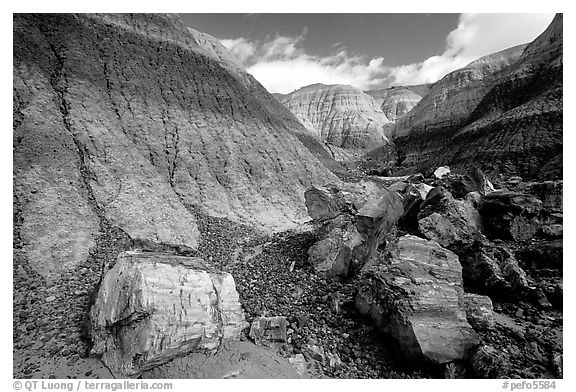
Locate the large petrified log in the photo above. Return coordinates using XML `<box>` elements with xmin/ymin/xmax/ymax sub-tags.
<box><xmin>356</xmin><ymin>235</ymin><xmax>479</xmax><ymax>364</ymax></box>
<box><xmin>89</xmin><ymin>251</ymin><xmax>248</xmax><ymax>377</ymax></box>
<box><xmin>305</xmin><ymin>183</ymin><xmax>403</xmax><ymax>280</ymax></box>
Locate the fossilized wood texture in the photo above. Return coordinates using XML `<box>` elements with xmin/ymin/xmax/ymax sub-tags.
<box><xmin>13</xmin><ymin>14</ymin><xmax>342</xmax><ymax>276</ymax></box>
<box><xmin>305</xmin><ymin>183</ymin><xmax>402</xmax><ymax>280</ymax></box>
<box><xmin>356</xmin><ymin>235</ymin><xmax>479</xmax><ymax>364</ymax></box>
<box><xmin>365</xmin><ymin>84</ymin><xmax>431</xmax><ymax>122</ymax></box>
<box><xmin>89</xmin><ymin>252</ymin><xmax>248</xmax><ymax>377</ymax></box>
<box><xmin>394</xmin><ymin>15</ymin><xmax>562</xmax><ymax>181</ymax></box>
<box><xmin>280</xmin><ymin>83</ymin><xmax>393</xmax><ymax>153</ymax></box>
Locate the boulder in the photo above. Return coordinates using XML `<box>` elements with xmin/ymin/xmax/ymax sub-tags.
<box><xmin>418</xmin><ymin>190</ymin><xmax>484</xmax><ymax>249</ymax></box>
<box><xmin>304</xmin><ymin>185</ymin><xmax>344</xmax><ymax>221</ymax></box>
<box><xmin>412</xmin><ymin>183</ymin><xmax>434</xmax><ymax>200</ymax></box>
<box><xmin>464</xmin><ymin>294</ymin><xmax>495</xmax><ymax>330</ymax></box>
<box><xmin>445</xmin><ymin>168</ymin><xmax>495</xmax><ymax>198</ymax></box>
<box><xmin>249</xmin><ymin>317</ymin><xmax>288</xmax><ymax>348</ymax></box>
<box><xmin>459</xmin><ymin>241</ymin><xmax>530</xmax><ymax>297</ymax></box>
<box><xmin>434</xmin><ymin>166</ymin><xmax>451</xmax><ymax>179</ymax></box>
<box><xmin>420</xmin><ymin>186</ymin><xmax>451</xmax><ymax>209</ymax></box>
<box><xmin>388</xmin><ymin>180</ymin><xmax>410</xmax><ymax>195</ymax></box>
<box><xmin>480</xmin><ymin>191</ymin><xmax>543</xmax><ymax>241</ymax></box>
<box><xmin>306</xmin><ymin>187</ymin><xmax>402</xmax><ymax>280</ymax></box>
<box><xmin>304</xmin><ymin>182</ymin><xmax>386</xmax><ymax>221</ymax></box>
<box><xmin>465</xmin><ymin>168</ymin><xmax>496</xmax><ymax>195</ymax></box>
<box><xmin>356</xmin><ymin>235</ymin><xmax>479</xmax><ymax>364</ymax></box>
<box><xmin>354</xmin><ymin>190</ymin><xmax>403</xmax><ymax>262</ymax></box>
<box><xmin>307</xmin><ymin>216</ymin><xmax>365</xmax><ymax>279</ymax></box>
<box><xmin>89</xmin><ymin>252</ymin><xmax>248</xmax><ymax>377</ymax></box>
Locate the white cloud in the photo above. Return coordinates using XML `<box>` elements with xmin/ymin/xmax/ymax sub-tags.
<box><xmin>219</xmin><ymin>13</ymin><xmax>555</xmax><ymax>93</ymax></box>
<box><xmin>388</xmin><ymin>13</ymin><xmax>555</xmax><ymax>86</ymax></box>
<box><xmin>220</xmin><ymin>38</ymin><xmax>257</xmax><ymax>63</ymax></box>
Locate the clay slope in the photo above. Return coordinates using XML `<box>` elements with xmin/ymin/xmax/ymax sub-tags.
<box><xmin>280</xmin><ymin>84</ymin><xmax>393</xmax><ymax>154</ymax></box>
<box><xmin>365</xmin><ymin>84</ymin><xmax>431</xmax><ymax>122</ymax></box>
<box><xmin>394</xmin><ymin>44</ymin><xmax>526</xmax><ymax>138</ymax></box>
<box><xmin>395</xmin><ymin>14</ymin><xmax>562</xmax><ymax>180</ymax></box>
<box><xmin>13</xmin><ymin>13</ymin><xmax>341</xmax><ymax>277</ymax></box>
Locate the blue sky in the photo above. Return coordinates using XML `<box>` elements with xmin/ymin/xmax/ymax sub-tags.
<box><xmin>180</xmin><ymin>13</ymin><xmax>555</xmax><ymax>93</ymax></box>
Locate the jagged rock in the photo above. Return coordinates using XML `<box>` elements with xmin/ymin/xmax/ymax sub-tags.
<box><xmin>387</xmin><ymin>181</ymin><xmax>410</xmax><ymax>195</ymax></box>
<box><xmin>89</xmin><ymin>252</ymin><xmax>248</xmax><ymax>377</ymax></box>
<box><xmin>418</xmin><ymin>190</ymin><xmax>484</xmax><ymax>249</ymax></box>
<box><xmin>411</xmin><ymin>183</ymin><xmax>434</xmax><ymax>200</ymax></box>
<box><xmin>249</xmin><ymin>317</ymin><xmax>288</xmax><ymax>348</ymax></box>
<box><xmin>459</xmin><ymin>240</ymin><xmax>530</xmax><ymax>297</ymax></box>
<box><xmin>480</xmin><ymin>191</ymin><xmax>543</xmax><ymax>241</ymax></box>
<box><xmin>304</xmin><ymin>181</ymin><xmax>385</xmax><ymax>221</ymax></box>
<box><xmin>434</xmin><ymin>166</ymin><xmax>451</xmax><ymax>179</ymax></box>
<box><xmin>470</xmin><ymin>345</ymin><xmax>509</xmax><ymax>378</ymax></box>
<box><xmin>14</xmin><ymin>13</ymin><xmax>343</xmax><ymax>278</ymax></box>
<box><xmin>307</xmin><ymin>188</ymin><xmax>402</xmax><ymax>280</ymax></box>
<box><xmin>445</xmin><ymin>169</ymin><xmax>495</xmax><ymax>198</ymax></box>
<box><xmin>308</xmin><ymin>216</ymin><xmax>364</xmax><ymax>279</ymax></box>
<box><xmin>464</xmin><ymin>294</ymin><xmax>495</xmax><ymax>330</ymax></box>
<box><xmin>280</xmin><ymin>83</ymin><xmax>393</xmax><ymax>153</ymax></box>
<box><xmin>304</xmin><ymin>185</ymin><xmax>345</xmax><ymax>221</ymax></box>
<box><xmin>420</xmin><ymin>186</ymin><xmax>450</xmax><ymax>209</ymax></box>
<box><xmin>354</xmin><ymin>191</ymin><xmax>403</xmax><ymax>260</ymax></box>
<box><xmin>356</xmin><ymin>191</ymin><xmax>403</xmax><ymax>238</ymax></box>
<box><xmin>356</xmin><ymin>235</ymin><xmax>479</xmax><ymax>364</ymax></box>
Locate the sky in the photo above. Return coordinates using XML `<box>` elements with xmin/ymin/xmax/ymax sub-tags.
<box><xmin>181</xmin><ymin>13</ymin><xmax>555</xmax><ymax>94</ymax></box>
